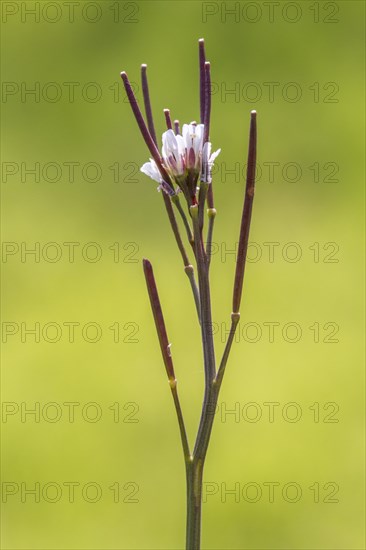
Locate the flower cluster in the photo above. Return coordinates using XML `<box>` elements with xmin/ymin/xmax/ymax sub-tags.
<box><xmin>141</xmin><ymin>123</ymin><xmax>220</xmax><ymax>202</ymax></box>
<box><xmin>121</xmin><ymin>39</ymin><xmax>220</xmax><ymax>207</ymax></box>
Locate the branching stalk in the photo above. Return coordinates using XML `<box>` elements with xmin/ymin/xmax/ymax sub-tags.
<box><xmin>123</xmin><ymin>40</ymin><xmax>258</xmax><ymax>550</ymax></box>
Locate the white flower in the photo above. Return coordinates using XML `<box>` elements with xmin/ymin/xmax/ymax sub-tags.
<box><xmin>140</xmin><ymin>122</ymin><xmax>220</xmax><ymax>191</ymax></box>
<box><xmin>161</xmin><ymin>123</ymin><xmax>206</xmax><ymax>178</ymax></box>
<box><xmin>181</xmin><ymin>123</ymin><xmax>204</xmax><ymax>171</ymax></box>
<box><xmin>140</xmin><ymin>158</ymin><xmax>162</xmax><ymax>183</ymax></box>
<box><xmin>162</xmin><ymin>129</ymin><xmax>186</xmax><ymax>177</ymax></box>
<box><xmin>201</xmin><ymin>142</ymin><xmax>221</xmax><ymax>184</ymax></box>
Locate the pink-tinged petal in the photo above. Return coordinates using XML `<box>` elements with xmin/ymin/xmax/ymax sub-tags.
<box><xmin>188</xmin><ymin>148</ymin><xmax>196</xmax><ymax>170</ymax></box>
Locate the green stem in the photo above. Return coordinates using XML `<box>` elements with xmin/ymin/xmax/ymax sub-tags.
<box><xmin>190</xmin><ymin>207</ymin><xmax>216</xmax><ymax>383</ymax></box>
<box><xmin>185</xmin><ymin>206</ymin><xmax>217</xmax><ymax>549</ymax></box>
<box><xmin>185</xmin><ymin>458</ymin><xmax>204</xmax><ymax>550</ymax></box>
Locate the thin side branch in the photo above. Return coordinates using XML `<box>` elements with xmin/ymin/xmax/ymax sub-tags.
<box><xmin>215</xmin><ymin>313</ymin><xmax>240</xmax><ymax>387</ymax></box>
<box><xmin>162</xmin><ymin>194</ymin><xmax>200</xmax><ymax>321</ymax></box>
<box><xmin>172</xmin><ymin>195</ymin><xmax>194</xmax><ymax>248</ymax></box>
<box><xmin>171</xmin><ymin>382</ymin><xmax>191</xmax><ymax>460</ymax></box>
<box><xmin>143</xmin><ymin>259</ymin><xmax>190</xmax><ymax>459</ymax></box>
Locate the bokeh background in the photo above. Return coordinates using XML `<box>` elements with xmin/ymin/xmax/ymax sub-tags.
<box><xmin>1</xmin><ymin>1</ymin><xmax>365</xmax><ymax>548</ymax></box>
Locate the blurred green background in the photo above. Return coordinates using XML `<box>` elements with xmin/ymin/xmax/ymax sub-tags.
<box><xmin>1</xmin><ymin>1</ymin><xmax>365</xmax><ymax>548</ymax></box>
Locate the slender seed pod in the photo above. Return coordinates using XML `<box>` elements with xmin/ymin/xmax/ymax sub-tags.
<box><xmin>164</xmin><ymin>109</ymin><xmax>173</xmax><ymax>130</ymax></box>
<box><xmin>232</xmin><ymin>110</ymin><xmax>257</xmax><ymax>314</ymax></box>
<box><xmin>143</xmin><ymin>259</ymin><xmax>175</xmax><ymax>381</ymax></box>
<box><xmin>198</xmin><ymin>38</ymin><xmax>206</xmax><ymax>124</ymax></box>
<box><xmin>141</xmin><ymin>64</ymin><xmax>158</xmax><ymax>147</ymax></box>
